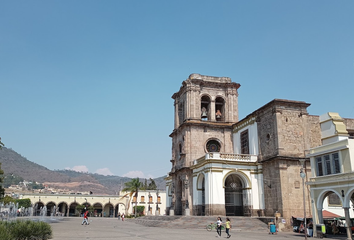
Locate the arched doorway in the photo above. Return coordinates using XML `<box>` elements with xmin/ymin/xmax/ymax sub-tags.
<box><xmin>225</xmin><ymin>174</ymin><xmax>243</xmax><ymax>216</ymax></box>
<box><xmin>196</xmin><ymin>173</ymin><xmax>205</xmax><ymax>215</ymax></box>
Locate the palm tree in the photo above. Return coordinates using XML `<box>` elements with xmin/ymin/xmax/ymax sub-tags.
<box><xmin>121</xmin><ymin>178</ymin><xmax>142</xmax><ymax>217</ymax></box>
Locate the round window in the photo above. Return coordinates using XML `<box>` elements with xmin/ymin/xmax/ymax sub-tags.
<box><xmin>206</xmin><ymin>140</ymin><xmax>221</xmax><ymax>152</ymax></box>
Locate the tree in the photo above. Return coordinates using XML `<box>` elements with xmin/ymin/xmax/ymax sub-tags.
<box><xmin>0</xmin><ymin>163</ymin><xmax>4</xmax><ymax>201</ymax></box>
<box><xmin>147</xmin><ymin>178</ymin><xmax>157</xmax><ymax>190</ymax></box>
<box><xmin>121</xmin><ymin>178</ymin><xmax>142</xmax><ymax>217</ymax></box>
<box><xmin>76</xmin><ymin>204</ymin><xmax>85</xmax><ymax>215</ymax></box>
<box><xmin>3</xmin><ymin>195</ymin><xmax>14</xmax><ymax>205</ymax></box>
<box><xmin>16</xmin><ymin>198</ymin><xmax>31</xmax><ymax>208</ymax></box>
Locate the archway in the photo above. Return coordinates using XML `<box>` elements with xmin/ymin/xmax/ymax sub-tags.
<box><xmin>215</xmin><ymin>96</ymin><xmax>225</xmax><ymax>122</ymax></box>
<box><xmin>196</xmin><ymin>173</ymin><xmax>205</xmax><ymax>215</ymax></box>
<box><xmin>57</xmin><ymin>202</ymin><xmax>68</xmax><ymax>216</ymax></box>
<box><xmin>46</xmin><ymin>202</ymin><xmax>56</xmax><ymax>216</ymax></box>
<box><xmin>69</xmin><ymin>202</ymin><xmax>79</xmax><ymax>216</ymax></box>
<box><xmin>34</xmin><ymin>202</ymin><xmax>44</xmax><ymax>216</ymax></box>
<box><xmin>93</xmin><ymin>203</ymin><xmax>103</xmax><ymax>217</ymax></box>
<box><xmin>224</xmin><ymin>174</ymin><xmax>243</xmax><ymax>216</ymax></box>
<box><xmin>115</xmin><ymin>203</ymin><xmax>126</xmax><ymax>217</ymax></box>
<box><xmin>103</xmin><ymin>203</ymin><xmax>114</xmax><ymax>217</ymax></box>
<box><xmin>201</xmin><ymin>95</ymin><xmax>211</xmax><ymax>121</ymax></box>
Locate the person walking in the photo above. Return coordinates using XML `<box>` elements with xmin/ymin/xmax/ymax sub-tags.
<box><xmin>121</xmin><ymin>213</ymin><xmax>125</xmax><ymax>221</ymax></box>
<box><xmin>82</xmin><ymin>210</ymin><xmax>89</xmax><ymax>225</ymax></box>
<box><xmin>225</xmin><ymin>218</ymin><xmax>231</xmax><ymax>238</ymax></box>
<box><xmin>216</xmin><ymin>217</ymin><xmax>222</xmax><ymax>237</ymax></box>
<box><xmin>117</xmin><ymin>212</ymin><xmax>120</xmax><ymax>220</ymax></box>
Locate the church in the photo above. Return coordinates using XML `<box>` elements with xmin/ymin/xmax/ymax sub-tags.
<box><xmin>165</xmin><ymin>73</ymin><xmax>354</xmax><ymax>224</ymax></box>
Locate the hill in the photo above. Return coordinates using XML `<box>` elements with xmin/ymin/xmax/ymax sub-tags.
<box><xmin>0</xmin><ymin>147</ymin><xmax>166</xmax><ymax>195</ymax></box>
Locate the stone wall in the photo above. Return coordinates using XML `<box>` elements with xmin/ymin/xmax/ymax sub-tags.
<box><xmin>257</xmin><ymin>100</ymin><xmax>318</xmax><ymax>226</ymax></box>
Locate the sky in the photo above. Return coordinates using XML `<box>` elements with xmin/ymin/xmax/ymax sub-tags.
<box><xmin>1</xmin><ymin>1</ymin><xmax>354</xmax><ymax>179</ymax></box>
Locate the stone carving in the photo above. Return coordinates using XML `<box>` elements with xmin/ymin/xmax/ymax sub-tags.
<box><xmin>184</xmin><ymin>179</ymin><xmax>189</xmax><ymax>189</ymax></box>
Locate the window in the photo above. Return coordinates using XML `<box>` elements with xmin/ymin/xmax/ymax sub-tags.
<box><xmin>132</xmin><ymin>196</ymin><xmax>137</xmax><ymax>203</ymax></box>
<box><xmin>333</xmin><ymin>153</ymin><xmax>340</xmax><ymax>173</ymax></box>
<box><xmin>149</xmin><ymin>195</ymin><xmax>153</xmax><ymax>203</ymax></box>
<box><xmin>178</xmin><ymin>102</ymin><xmax>184</xmax><ymax>124</ymax></box>
<box><xmin>316</xmin><ymin>157</ymin><xmax>323</xmax><ymax>176</ymax></box>
<box><xmin>240</xmin><ymin>130</ymin><xmax>249</xmax><ymax>154</ymax></box>
<box><xmin>324</xmin><ymin>155</ymin><xmax>331</xmax><ymax>175</ymax></box>
<box><xmin>140</xmin><ymin>196</ymin><xmax>145</xmax><ymax>202</ymax></box>
<box><xmin>316</xmin><ymin>152</ymin><xmax>341</xmax><ymax>176</ymax></box>
<box><xmin>157</xmin><ymin>196</ymin><xmax>161</xmax><ymax>204</ymax></box>
<box><xmin>206</xmin><ymin>140</ymin><xmax>221</xmax><ymax>152</ymax></box>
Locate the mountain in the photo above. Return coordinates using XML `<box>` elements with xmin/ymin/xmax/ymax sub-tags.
<box><xmin>0</xmin><ymin>147</ymin><xmax>71</xmax><ymax>183</ymax></box>
<box><xmin>0</xmin><ymin>147</ymin><xmax>166</xmax><ymax>194</ymax></box>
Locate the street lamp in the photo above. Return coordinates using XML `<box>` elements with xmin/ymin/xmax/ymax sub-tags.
<box><xmin>299</xmin><ymin>159</ymin><xmax>307</xmax><ymax>240</ymax></box>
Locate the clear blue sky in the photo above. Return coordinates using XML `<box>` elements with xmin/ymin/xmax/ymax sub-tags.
<box><xmin>1</xmin><ymin>1</ymin><xmax>353</xmax><ymax>178</ymax></box>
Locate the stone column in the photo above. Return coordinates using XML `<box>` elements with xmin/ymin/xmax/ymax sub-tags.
<box><xmin>317</xmin><ymin>208</ymin><xmax>323</xmax><ymax>224</ymax></box>
<box><xmin>184</xmin><ymin>179</ymin><xmax>190</xmax><ymax>216</ymax></box>
<box><xmin>210</xmin><ymin>99</ymin><xmax>216</xmax><ymax>121</ymax></box>
<box><xmin>226</xmin><ymin>91</ymin><xmax>231</xmax><ymax>122</ymax></box>
<box><xmin>344</xmin><ymin>207</ymin><xmax>353</xmax><ymax>240</ymax></box>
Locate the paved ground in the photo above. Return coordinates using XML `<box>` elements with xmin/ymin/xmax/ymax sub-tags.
<box><xmin>48</xmin><ymin>217</ymin><xmax>352</xmax><ymax>240</ymax></box>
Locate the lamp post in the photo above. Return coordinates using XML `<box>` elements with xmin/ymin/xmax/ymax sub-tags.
<box><xmin>299</xmin><ymin>159</ymin><xmax>307</xmax><ymax>240</ymax></box>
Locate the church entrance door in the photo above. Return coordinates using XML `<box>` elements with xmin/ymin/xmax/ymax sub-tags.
<box><xmin>225</xmin><ymin>174</ymin><xmax>243</xmax><ymax>216</ymax></box>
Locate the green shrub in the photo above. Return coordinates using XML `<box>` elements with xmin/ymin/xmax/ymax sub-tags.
<box><xmin>0</xmin><ymin>222</ymin><xmax>12</xmax><ymax>240</ymax></box>
<box><xmin>0</xmin><ymin>220</ymin><xmax>52</xmax><ymax>240</ymax></box>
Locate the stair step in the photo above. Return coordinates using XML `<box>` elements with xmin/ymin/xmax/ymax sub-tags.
<box><xmin>130</xmin><ymin>216</ymin><xmax>269</xmax><ymax>231</ymax></box>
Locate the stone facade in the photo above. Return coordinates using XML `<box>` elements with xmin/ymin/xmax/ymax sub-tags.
<box><xmin>168</xmin><ymin>74</ymin><xmax>240</xmax><ymax>216</ymax></box>
<box><xmin>166</xmin><ymin>74</ymin><xmax>354</xmax><ymax>228</ymax></box>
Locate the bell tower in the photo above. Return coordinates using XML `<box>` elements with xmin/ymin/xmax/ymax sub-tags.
<box><xmin>167</xmin><ymin>73</ymin><xmax>240</xmax><ymax>216</ymax></box>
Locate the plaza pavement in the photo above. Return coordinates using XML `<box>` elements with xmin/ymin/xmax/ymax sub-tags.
<box><xmin>48</xmin><ymin>217</ymin><xmax>351</xmax><ymax>240</ymax></box>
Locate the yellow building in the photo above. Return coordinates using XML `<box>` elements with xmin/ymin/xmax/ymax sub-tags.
<box><xmin>21</xmin><ymin>190</ymin><xmax>166</xmax><ymax>217</ymax></box>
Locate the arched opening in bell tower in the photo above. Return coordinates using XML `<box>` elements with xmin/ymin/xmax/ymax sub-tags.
<box><xmin>201</xmin><ymin>95</ymin><xmax>211</xmax><ymax>121</ymax></box>
<box><xmin>215</xmin><ymin>97</ymin><xmax>225</xmax><ymax>122</ymax></box>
